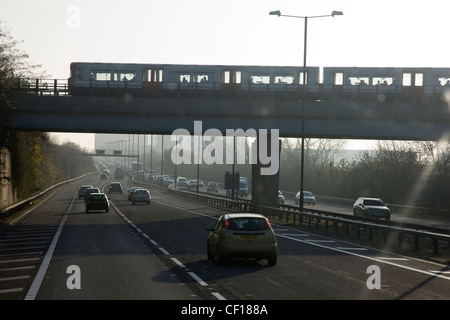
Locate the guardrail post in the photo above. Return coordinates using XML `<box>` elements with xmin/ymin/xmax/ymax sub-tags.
<box><xmin>54</xmin><ymin>79</ymin><xmax>58</xmax><ymax>96</ymax></box>
<box><xmin>433</xmin><ymin>239</ymin><xmax>438</xmax><ymax>254</ymax></box>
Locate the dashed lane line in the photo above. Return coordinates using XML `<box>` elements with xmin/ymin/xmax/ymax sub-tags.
<box><xmin>109</xmin><ymin>200</ymin><xmax>227</xmax><ymax>300</ymax></box>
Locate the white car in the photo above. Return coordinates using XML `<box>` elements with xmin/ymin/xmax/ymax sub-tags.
<box><xmin>206</xmin><ymin>213</ymin><xmax>278</xmax><ymax>266</ymax></box>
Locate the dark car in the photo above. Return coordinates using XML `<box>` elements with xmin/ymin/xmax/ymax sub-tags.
<box><xmin>84</xmin><ymin>187</ymin><xmax>100</xmax><ymax>202</ymax></box>
<box><xmin>85</xmin><ymin>193</ymin><xmax>109</xmax><ymax>213</ymax></box>
<box><xmin>353</xmin><ymin>197</ymin><xmax>391</xmax><ymax>220</ymax></box>
<box><xmin>132</xmin><ymin>189</ymin><xmax>151</xmax><ymax>205</ymax></box>
<box><xmin>108</xmin><ymin>182</ymin><xmax>123</xmax><ymax>193</ymax></box>
<box><xmin>78</xmin><ymin>185</ymin><xmax>93</xmax><ymax>199</ymax></box>
<box><xmin>207</xmin><ymin>182</ymin><xmax>219</xmax><ymax>193</ymax></box>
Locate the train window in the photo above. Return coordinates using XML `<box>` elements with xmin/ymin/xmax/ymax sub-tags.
<box><xmin>298</xmin><ymin>72</ymin><xmax>308</xmax><ymax>85</ymax></box>
<box><xmin>235</xmin><ymin>71</ymin><xmax>241</xmax><ymax>84</ymax></box>
<box><xmin>194</xmin><ymin>73</ymin><xmax>212</xmax><ymax>83</ymax></box>
<box><xmin>274</xmin><ymin>75</ymin><xmax>295</xmax><ymax>84</ymax></box>
<box><xmin>144</xmin><ymin>69</ymin><xmax>163</xmax><ymax>82</ymax></box>
<box><xmin>114</xmin><ymin>72</ymin><xmax>136</xmax><ymax>82</ymax></box>
<box><xmin>438</xmin><ymin>77</ymin><xmax>450</xmax><ymax>86</ymax></box>
<box><xmin>415</xmin><ymin>73</ymin><xmax>423</xmax><ymax>86</ymax></box>
<box><xmin>348</xmin><ymin>76</ymin><xmax>370</xmax><ymax>86</ymax></box>
<box><xmin>403</xmin><ymin>73</ymin><xmax>412</xmax><ymax>86</ymax></box>
<box><xmin>334</xmin><ymin>72</ymin><xmax>344</xmax><ymax>85</ymax></box>
<box><xmin>154</xmin><ymin>69</ymin><xmax>163</xmax><ymax>82</ymax></box>
<box><xmin>373</xmin><ymin>77</ymin><xmax>394</xmax><ymax>85</ymax></box>
<box><xmin>221</xmin><ymin>70</ymin><xmax>241</xmax><ymax>84</ymax></box>
<box><xmin>250</xmin><ymin>75</ymin><xmax>270</xmax><ymax>84</ymax></box>
<box><xmin>179</xmin><ymin>74</ymin><xmax>191</xmax><ymax>83</ymax></box>
<box><xmin>91</xmin><ymin>71</ymin><xmax>111</xmax><ymax>81</ymax></box>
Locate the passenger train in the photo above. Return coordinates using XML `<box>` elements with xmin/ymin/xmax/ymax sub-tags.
<box><xmin>68</xmin><ymin>62</ymin><xmax>450</xmax><ymax>101</ymax></box>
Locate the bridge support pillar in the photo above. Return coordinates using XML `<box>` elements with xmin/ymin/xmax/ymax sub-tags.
<box><xmin>251</xmin><ymin>136</ymin><xmax>281</xmax><ymax>209</ymax></box>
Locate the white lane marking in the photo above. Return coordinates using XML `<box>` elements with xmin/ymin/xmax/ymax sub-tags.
<box><xmin>376</xmin><ymin>257</ymin><xmax>409</xmax><ymax>261</ymax></box>
<box><xmin>158</xmin><ymin>247</ymin><xmax>170</xmax><ymax>255</ymax></box>
<box><xmin>188</xmin><ymin>272</ymin><xmax>208</xmax><ymax>286</ymax></box>
<box><xmin>277</xmin><ymin>234</ymin><xmax>450</xmax><ymax>281</ymax></box>
<box><xmin>336</xmin><ymin>247</ymin><xmax>368</xmax><ymax>251</ymax></box>
<box><xmin>211</xmin><ymin>292</ymin><xmax>227</xmax><ymax>300</ymax></box>
<box><xmin>25</xmin><ymin>191</ymin><xmax>76</xmax><ymax>300</ymax></box>
<box><xmin>170</xmin><ymin>257</ymin><xmax>186</xmax><ymax>268</ymax></box>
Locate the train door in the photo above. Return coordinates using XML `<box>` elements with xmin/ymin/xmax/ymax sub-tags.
<box><xmin>333</xmin><ymin>71</ymin><xmax>344</xmax><ymax>95</ymax></box>
<box><xmin>402</xmin><ymin>71</ymin><xmax>424</xmax><ymax>97</ymax></box>
<box><xmin>220</xmin><ymin>69</ymin><xmax>241</xmax><ymax>94</ymax></box>
<box><xmin>143</xmin><ymin>67</ymin><xmax>163</xmax><ymax>94</ymax></box>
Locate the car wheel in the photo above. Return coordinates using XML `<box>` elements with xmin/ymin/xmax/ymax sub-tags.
<box><xmin>106</xmin><ymin>208</ymin><xmax>109</xmax><ymax>213</ymax></box>
<box><xmin>85</xmin><ymin>209</ymin><xmax>89</xmax><ymax>213</ymax></box>
<box><xmin>267</xmin><ymin>254</ymin><xmax>277</xmax><ymax>266</ymax></box>
<box><xmin>132</xmin><ymin>201</ymin><xmax>135</xmax><ymax>205</ymax></box>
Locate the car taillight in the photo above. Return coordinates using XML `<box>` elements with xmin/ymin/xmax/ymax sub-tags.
<box><xmin>265</xmin><ymin>219</ymin><xmax>271</xmax><ymax>229</ymax></box>
<box><xmin>87</xmin><ymin>200</ymin><xmax>91</xmax><ymax>204</ymax></box>
<box><xmin>225</xmin><ymin>220</ymin><xmax>230</xmax><ymax>229</ymax></box>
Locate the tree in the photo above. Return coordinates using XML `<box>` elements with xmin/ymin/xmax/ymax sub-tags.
<box><xmin>1</xmin><ymin>21</ymin><xmax>46</xmax><ymax>185</ymax></box>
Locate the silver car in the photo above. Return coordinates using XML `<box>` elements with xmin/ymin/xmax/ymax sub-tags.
<box><xmin>353</xmin><ymin>197</ymin><xmax>391</xmax><ymax>220</ymax></box>
<box><xmin>207</xmin><ymin>213</ymin><xmax>278</xmax><ymax>266</ymax></box>
<box><xmin>132</xmin><ymin>189</ymin><xmax>151</xmax><ymax>205</ymax></box>
<box><xmin>295</xmin><ymin>191</ymin><xmax>316</xmax><ymax>206</ymax></box>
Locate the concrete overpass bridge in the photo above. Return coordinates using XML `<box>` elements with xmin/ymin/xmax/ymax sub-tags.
<box><xmin>14</xmin><ymin>94</ymin><xmax>450</xmax><ymax>140</ymax></box>
<box><xmin>8</xmin><ymin>82</ymin><xmax>450</xmax><ymax>207</ymax></box>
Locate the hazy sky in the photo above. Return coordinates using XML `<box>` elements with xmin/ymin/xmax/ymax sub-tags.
<box><xmin>3</xmin><ymin>0</ymin><xmax>449</xmax><ymax>149</ymax></box>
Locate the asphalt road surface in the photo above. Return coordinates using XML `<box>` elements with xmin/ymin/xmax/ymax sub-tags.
<box><xmin>1</xmin><ymin>174</ymin><xmax>449</xmax><ymax>305</ymax></box>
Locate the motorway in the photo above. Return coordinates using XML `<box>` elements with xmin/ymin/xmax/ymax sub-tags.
<box><xmin>0</xmin><ymin>173</ymin><xmax>449</xmax><ymax>303</ymax></box>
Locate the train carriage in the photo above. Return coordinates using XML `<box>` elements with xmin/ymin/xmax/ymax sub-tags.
<box><xmin>68</xmin><ymin>62</ymin><xmax>450</xmax><ymax>101</ymax></box>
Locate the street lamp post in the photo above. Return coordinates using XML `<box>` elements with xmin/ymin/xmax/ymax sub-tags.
<box><xmin>269</xmin><ymin>10</ymin><xmax>343</xmax><ymax>212</ymax></box>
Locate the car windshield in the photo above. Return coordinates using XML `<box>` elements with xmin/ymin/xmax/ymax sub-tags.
<box><xmin>135</xmin><ymin>189</ymin><xmax>148</xmax><ymax>194</ymax></box>
<box><xmin>227</xmin><ymin>218</ymin><xmax>268</xmax><ymax>231</ymax></box>
<box><xmin>304</xmin><ymin>192</ymin><xmax>313</xmax><ymax>196</ymax></box>
<box><xmin>89</xmin><ymin>194</ymin><xmax>106</xmax><ymax>200</ymax></box>
<box><xmin>364</xmin><ymin>199</ymin><xmax>384</xmax><ymax>206</ymax></box>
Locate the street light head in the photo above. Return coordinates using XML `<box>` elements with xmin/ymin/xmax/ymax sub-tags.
<box><xmin>331</xmin><ymin>10</ymin><xmax>343</xmax><ymax>17</ymax></box>
<box><xmin>269</xmin><ymin>10</ymin><xmax>281</xmax><ymax>17</ymax></box>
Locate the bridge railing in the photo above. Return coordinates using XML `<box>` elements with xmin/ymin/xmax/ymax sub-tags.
<box><xmin>11</xmin><ymin>78</ymin><xmax>70</xmax><ymax>96</ymax></box>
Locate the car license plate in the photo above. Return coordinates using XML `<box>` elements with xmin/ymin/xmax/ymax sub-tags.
<box><xmin>241</xmin><ymin>235</ymin><xmax>258</xmax><ymax>240</ymax></box>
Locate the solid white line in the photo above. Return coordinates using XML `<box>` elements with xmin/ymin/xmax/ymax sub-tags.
<box><xmin>336</xmin><ymin>247</ymin><xmax>368</xmax><ymax>251</ymax></box>
<box><xmin>277</xmin><ymin>234</ymin><xmax>450</xmax><ymax>281</ymax></box>
<box><xmin>24</xmin><ymin>191</ymin><xmax>76</xmax><ymax>300</ymax></box>
<box><xmin>0</xmin><ymin>287</ymin><xmax>23</xmax><ymax>294</ymax></box>
<box><xmin>0</xmin><ymin>275</ymin><xmax>30</xmax><ymax>281</ymax></box>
